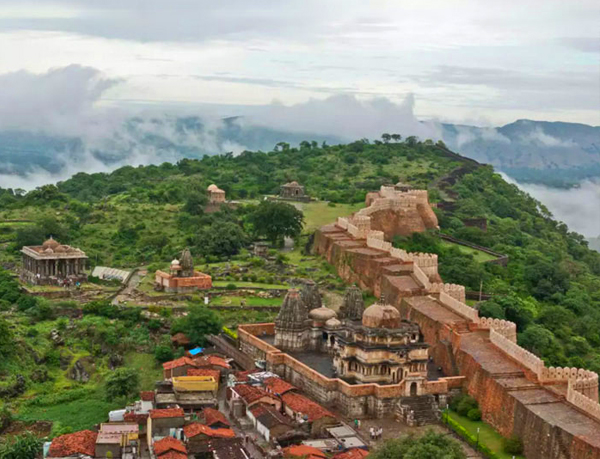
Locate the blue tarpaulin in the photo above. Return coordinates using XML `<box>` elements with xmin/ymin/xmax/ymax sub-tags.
<box><xmin>189</xmin><ymin>347</ymin><xmax>204</xmax><ymax>356</ymax></box>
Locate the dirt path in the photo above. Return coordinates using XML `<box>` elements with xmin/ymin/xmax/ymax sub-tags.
<box><xmin>112</xmin><ymin>269</ymin><xmax>144</xmax><ymax>304</ymax></box>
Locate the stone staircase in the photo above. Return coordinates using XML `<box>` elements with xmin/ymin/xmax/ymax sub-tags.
<box><xmin>397</xmin><ymin>395</ymin><xmax>440</xmax><ymax>426</ymax></box>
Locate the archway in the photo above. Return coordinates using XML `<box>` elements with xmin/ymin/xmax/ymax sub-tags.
<box><xmin>410</xmin><ymin>382</ymin><xmax>418</xmax><ymax>397</ymax></box>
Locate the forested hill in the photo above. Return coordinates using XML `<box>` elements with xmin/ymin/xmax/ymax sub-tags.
<box><xmin>1</xmin><ymin>138</ymin><xmax>600</xmax><ymax>373</ymax></box>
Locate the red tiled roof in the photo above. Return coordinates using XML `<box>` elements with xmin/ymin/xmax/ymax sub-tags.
<box><xmin>233</xmin><ymin>369</ymin><xmax>260</xmax><ymax>382</ymax></box>
<box><xmin>263</xmin><ymin>377</ymin><xmax>296</xmax><ymax>395</ymax></box>
<box><xmin>233</xmin><ymin>384</ymin><xmax>271</xmax><ymax>404</ymax></box>
<box><xmin>171</xmin><ymin>333</ymin><xmax>190</xmax><ymax>345</ymax></box>
<box><xmin>283</xmin><ymin>445</ymin><xmax>327</xmax><ymax>458</ymax></box>
<box><xmin>124</xmin><ymin>412</ymin><xmax>149</xmax><ymax>424</ymax></box>
<box><xmin>202</xmin><ymin>407</ymin><xmax>230</xmax><ymax>427</ymax></box>
<box><xmin>157</xmin><ymin>452</ymin><xmax>187</xmax><ymax>459</ymax></box>
<box><xmin>140</xmin><ymin>391</ymin><xmax>155</xmax><ymax>401</ymax></box>
<box><xmin>150</xmin><ymin>408</ymin><xmax>185</xmax><ymax>419</ymax></box>
<box><xmin>162</xmin><ymin>357</ymin><xmax>197</xmax><ymax>371</ymax></box>
<box><xmin>184</xmin><ymin>422</ymin><xmax>236</xmax><ymax>439</ymax></box>
<box><xmin>333</xmin><ymin>448</ymin><xmax>369</xmax><ymax>459</ymax></box>
<box><xmin>48</xmin><ymin>430</ymin><xmax>98</xmax><ymax>458</ymax></box>
<box><xmin>281</xmin><ymin>392</ymin><xmax>336</xmax><ymax>422</ymax></box>
<box><xmin>250</xmin><ymin>404</ymin><xmax>269</xmax><ymax>419</ymax></box>
<box><xmin>195</xmin><ymin>355</ymin><xmax>230</xmax><ymax>369</ymax></box>
<box><xmin>187</xmin><ymin>368</ymin><xmax>220</xmax><ymax>380</ymax></box>
<box><xmin>153</xmin><ymin>436</ymin><xmax>187</xmax><ymax>456</ymax></box>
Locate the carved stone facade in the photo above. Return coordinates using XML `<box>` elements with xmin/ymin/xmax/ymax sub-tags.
<box><xmin>338</xmin><ymin>285</ymin><xmax>364</xmax><ymax>321</ymax></box>
<box><xmin>21</xmin><ymin>237</ymin><xmax>88</xmax><ymax>285</ymax></box>
<box><xmin>274</xmin><ymin>289</ymin><xmax>310</xmax><ymax>351</ymax></box>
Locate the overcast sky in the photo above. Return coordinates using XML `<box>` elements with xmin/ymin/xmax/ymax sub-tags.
<box><xmin>0</xmin><ymin>0</ymin><xmax>598</xmax><ymax>126</ymax></box>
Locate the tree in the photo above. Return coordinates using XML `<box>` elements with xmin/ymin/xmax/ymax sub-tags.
<box><xmin>247</xmin><ymin>201</ymin><xmax>304</xmax><ymax>244</ymax></box>
<box><xmin>0</xmin><ymin>432</ymin><xmax>42</xmax><ymax>459</ymax></box>
<box><xmin>391</xmin><ymin>134</ymin><xmax>402</xmax><ymax>142</ymax></box>
<box><xmin>105</xmin><ymin>368</ymin><xmax>140</xmax><ymax>401</ymax></box>
<box><xmin>195</xmin><ymin>222</ymin><xmax>248</xmax><ymax>258</ymax></box>
<box><xmin>381</xmin><ymin>133</ymin><xmax>391</xmax><ymax>143</ymax></box>
<box><xmin>370</xmin><ymin>430</ymin><xmax>466</xmax><ymax>459</ymax></box>
<box><xmin>183</xmin><ymin>190</ymin><xmax>208</xmax><ymax>215</ymax></box>
<box><xmin>154</xmin><ymin>345</ymin><xmax>174</xmax><ymax>363</ymax></box>
<box><xmin>171</xmin><ymin>305</ymin><xmax>222</xmax><ymax>346</ymax></box>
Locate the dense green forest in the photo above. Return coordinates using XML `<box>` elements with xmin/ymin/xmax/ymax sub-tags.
<box><xmin>1</xmin><ymin>136</ymin><xmax>600</xmax><ymax>404</ymax></box>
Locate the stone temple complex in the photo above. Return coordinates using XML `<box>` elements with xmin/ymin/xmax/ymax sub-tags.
<box><xmin>154</xmin><ymin>248</ymin><xmax>212</xmax><ymax>293</ymax></box>
<box><xmin>21</xmin><ymin>237</ymin><xmax>88</xmax><ymax>285</ymax></box>
<box><xmin>238</xmin><ymin>186</ymin><xmax>600</xmax><ymax>459</ymax></box>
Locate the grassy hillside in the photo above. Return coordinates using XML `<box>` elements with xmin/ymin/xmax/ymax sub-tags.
<box><xmin>1</xmin><ymin>137</ymin><xmax>600</xmax><ymax>436</ymax></box>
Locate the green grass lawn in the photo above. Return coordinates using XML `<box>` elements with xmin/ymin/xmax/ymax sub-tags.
<box><xmin>440</xmin><ymin>240</ymin><xmax>498</xmax><ymax>263</ymax></box>
<box><xmin>446</xmin><ymin>410</ymin><xmax>525</xmax><ymax>459</ymax></box>
<box><xmin>209</xmin><ymin>295</ymin><xmax>282</xmax><ymax>307</ymax></box>
<box><xmin>124</xmin><ymin>352</ymin><xmax>163</xmax><ymax>390</ymax></box>
<box><xmin>212</xmin><ymin>281</ymin><xmax>287</xmax><ymax>289</ymax></box>
<box><xmin>299</xmin><ymin>201</ymin><xmax>363</xmax><ymax>232</ymax></box>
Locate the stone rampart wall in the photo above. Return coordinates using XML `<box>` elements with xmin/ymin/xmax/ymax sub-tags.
<box><xmin>489</xmin><ymin>329</ymin><xmax>544</xmax><ymax>376</ymax></box>
<box><xmin>438</xmin><ymin>291</ymin><xmax>480</xmax><ymax>323</ymax></box>
<box><xmin>430</xmin><ymin>283</ymin><xmax>466</xmax><ymax>302</ymax></box>
<box><xmin>568</xmin><ymin>380</ymin><xmax>600</xmax><ymax>422</ymax></box>
<box><xmin>478</xmin><ymin>317</ymin><xmax>517</xmax><ymax>342</ymax></box>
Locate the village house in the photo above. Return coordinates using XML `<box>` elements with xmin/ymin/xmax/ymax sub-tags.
<box><xmin>252</xmin><ymin>404</ymin><xmax>295</xmax><ymax>443</ymax></box>
<box><xmin>47</xmin><ymin>430</ymin><xmax>98</xmax><ymax>458</ymax></box>
<box><xmin>281</xmin><ymin>392</ymin><xmax>338</xmax><ymax>436</ymax></box>
<box><xmin>163</xmin><ymin>357</ymin><xmax>198</xmax><ymax>379</ymax></box>
<box><xmin>283</xmin><ymin>444</ymin><xmax>327</xmax><ymax>459</ymax></box>
<box><xmin>187</xmin><ymin>368</ymin><xmax>221</xmax><ymax>384</ymax></box>
<box><xmin>229</xmin><ymin>384</ymin><xmax>281</xmax><ymax>420</ymax></box>
<box><xmin>200</xmin><ymin>407</ymin><xmax>230</xmax><ymax>429</ymax></box>
<box><xmin>147</xmin><ymin>408</ymin><xmax>185</xmax><ymax>444</ymax></box>
<box><xmin>21</xmin><ymin>237</ymin><xmax>88</xmax><ymax>286</ymax></box>
<box><xmin>211</xmin><ymin>438</ymin><xmax>251</xmax><ymax>459</ymax></box>
<box><xmin>262</xmin><ymin>377</ymin><xmax>296</xmax><ymax>397</ymax></box>
<box><xmin>95</xmin><ymin>423</ymin><xmax>139</xmax><ymax>459</ymax></box>
<box><xmin>194</xmin><ymin>355</ymin><xmax>231</xmax><ymax>373</ymax></box>
<box><xmin>155</xmin><ymin>375</ymin><xmax>218</xmax><ymax>412</ymax></box>
<box><xmin>152</xmin><ymin>436</ymin><xmax>187</xmax><ymax>459</ymax></box>
<box><xmin>183</xmin><ymin>422</ymin><xmax>236</xmax><ymax>457</ymax></box>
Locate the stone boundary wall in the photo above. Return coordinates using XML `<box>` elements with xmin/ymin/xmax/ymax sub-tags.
<box><xmin>567</xmin><ymin>380</ymin><xmax>600</xmax><ymax>422</ymax></box>
<box><xmin>438</xmin><ymin>291</ymin><xmax>480</xmax><ymax>323</ymax></box>
<box><xmin>238</xmin><ymin>323</ymin><xmax>465</xmax><ymax>408</ymax></box>
<box><xmin>478</xmin><ymin>317</ymin><xmax>517</xmax><ymax>342</ymax></box>
<box><xmin>490</xmin><ymin>328</ymin><xmax>544</xmax><ymax>376</ymax></box>
<box><xmin>541</xmin><ymin>367</ymin><xmax>599</xmax><ymax>401</ymax></box>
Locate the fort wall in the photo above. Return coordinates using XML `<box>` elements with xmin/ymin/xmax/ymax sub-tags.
<box><xmin>313</xmin><ymin>208</ymin><xmax>600</xmax><ymax>459</ymax></box>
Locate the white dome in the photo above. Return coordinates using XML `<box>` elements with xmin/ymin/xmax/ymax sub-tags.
<box><xmin>171</xmin><ymin>259</ymin><xmax>180</xmax><ymax>265</ymax></box>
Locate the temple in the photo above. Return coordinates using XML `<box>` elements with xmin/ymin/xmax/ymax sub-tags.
<box><xmin>279</xmin><ymin>181</ymin><xmax>310</xmax><ymax>202</ymax></box>
<box><xmin>154</xmin><ymin>249</ymin><xmax>212</xmax><ymax>293</ymax></box>
<box><xmin>207</xmin><ymin>184</ymin><xmax>226</xmax><ymax>204</ymax></box>
<box><xmin>20</xmin><ymin>237</ymin><xmax>88</xmax><ymax>285</ymax></box>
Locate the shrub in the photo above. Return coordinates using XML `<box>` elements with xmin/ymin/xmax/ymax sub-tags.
<box><xmin>467</xmin><ymin>408</ymin><xmax>482</xmax><ymax>421</ymax></box>
<box><xmin>147</xmin><ymin>319</ymin><xmax>162</xmax><ymax>331</ymax></box>
<box><xmin>225</xmin><ymin>283</ymin><xmax>237</xmax><ymax>290</ymax></box>
<box><xmin>154</xmin><ymin>345</ymin><xmax>174</xmax><ymax>363</ymax></box>
<box><xmin>504</xmin><ymin>436</ymin><xmax>524</xmax><ymax>455</ymax></box>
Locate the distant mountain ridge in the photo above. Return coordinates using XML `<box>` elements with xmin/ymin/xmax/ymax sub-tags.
<box><xmin>441</xmin><ymin>119</ymin><xmax>600</xmax><ymax>186</ymax></box>
<box><xmin>0</xmin><ymin>115</ymin><xmax>598</xmax><ymax>187</ymax></box>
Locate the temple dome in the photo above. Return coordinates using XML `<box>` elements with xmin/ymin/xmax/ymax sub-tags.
<box><xmin>362</xmin><ymin>301</ymin><xmax>401</xmax><ymax>329</ymax></box>
<box><xmin>309</xmin><ymin>306</ymin><xmax>336</xmax><ymax>322</ymax></box>
<box><xmin>325</xmin><ymin>317</ymin><xmax>341</xmax><ymax>329</ymax></box>
<box><xmin>42</xmin><ymin>237</ymin><xmax>60</xmax><ymax>250</ymax></box>
<box><xmin>207</xmin><ymin>184</ymin><xmax>219</xmax><ymax>191</ymax></box>
<box><xmin>171</xmin><ymin>259</ymin><xmax>180</xmax><ymax>265</ymax></box>
<box><xmin>54</xmin><ymin>245</ymin><xmax>67</xmax><ymax>253</ymax></box>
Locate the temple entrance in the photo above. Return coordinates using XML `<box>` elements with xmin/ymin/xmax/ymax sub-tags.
<box><xmin>410</xmin><ymin>382</ymin><xmax>417</xmax><ymax>397</ymax></box>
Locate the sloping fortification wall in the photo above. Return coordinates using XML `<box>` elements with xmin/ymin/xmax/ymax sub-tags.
<box><xmin>314</xmin><ymin>220</ymin><xmax>600</xmax><ymax>459</ymax></box>
<box><xmin>359</xmin><ymin>187</ymin><xmax>438</xmax><ymax>240</ymax></box>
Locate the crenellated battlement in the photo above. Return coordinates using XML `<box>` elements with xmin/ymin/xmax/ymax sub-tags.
<box><xmin>478</xmin><ymin>317</ymin><xmax>517</xmax><ymax>342</ymax></box>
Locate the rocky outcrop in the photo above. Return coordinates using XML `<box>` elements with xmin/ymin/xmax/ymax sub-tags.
<box><xmin>68</xmin><ymin>358</ymin><xmax>91</xmax><ymax>383</ymax></box>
